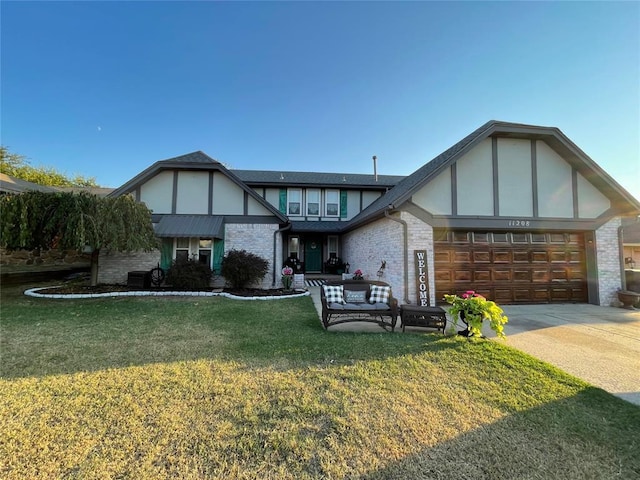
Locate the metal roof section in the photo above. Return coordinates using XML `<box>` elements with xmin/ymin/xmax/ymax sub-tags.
<box><xmin>154</xmin><ymin>215</ymin><xmax>225</xmax><ymax>239</ymax></box>
<box><xmin>346</xmin><ymin>120</ymin><xmax>640</xmax><ymax>230</ymax></box>
<box><xmin>233</xmin><ymin>169</ymin><xmax>404</xmax><ymax>188</ymax></box>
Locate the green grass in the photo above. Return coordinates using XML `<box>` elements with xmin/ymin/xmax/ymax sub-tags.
<box><xmin>1</xmin><ymin>283</ymin><xmax>639</xmax><ymax>479</ymax></box>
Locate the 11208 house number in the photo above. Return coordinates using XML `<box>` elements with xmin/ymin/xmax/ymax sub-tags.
<box><xmin>507</xmin><ymin>220</ymin><xmax>531</xmax><ymax>227</ymax></box>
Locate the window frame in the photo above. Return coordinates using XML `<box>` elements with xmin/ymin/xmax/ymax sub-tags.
<box><xmin>325</xmin><ymin>189</ymin><xmax>340</xmax><ymax>217</ymax></box>
<box><xmin>287</xmin><ymin>188</ymin><xmax>302</xmax><ymax>216</ymax></box>
<box><xmin>306</xmin><ymin>188</ymin><xmax>320</xmax><ymax>217</ymax></box>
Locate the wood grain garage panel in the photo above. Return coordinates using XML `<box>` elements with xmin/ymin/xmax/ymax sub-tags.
<box><xmin>434</xmin><ymin>230</ymin><xmax>587</xmax><ymax>304</ymax></box>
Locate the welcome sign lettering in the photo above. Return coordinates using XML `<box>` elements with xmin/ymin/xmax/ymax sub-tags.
<box><xmin>414</xmin><ymin>250</ymin><xmax>429</xmax><ymax>306</ymax></box>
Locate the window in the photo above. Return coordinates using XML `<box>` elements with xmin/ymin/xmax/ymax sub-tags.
<box><xmin>327</xmin><ymin>235</ymin><xmax>338</xmax><ymax>258</ymax></box>
<box><xmin>198</xmin><ymin>238</ymin><xmax>213</xmax><ymax>268</ymax></box>
<box><xmin>287</xmin><ymin>188</ymin><xmax>301</xmax><ymax>216</ymax></box>
<box><xmin>288</xmin><ymin>236</ymin><xmax>300</xmax><ymax>258</ymax></box>
<box><xmin>175</xmin><ymin>238</ymin><xmax>190</xmax><ymax>262</ymax></box>
<box><xmin>325</xmin><ymin>190</ymin><xmax>339</xmax><ymax>217</ymax></box>
<box><xmin>306</xmin><ymin>189</ymin><xmax>320</xmax><ymax>216</ymax></box>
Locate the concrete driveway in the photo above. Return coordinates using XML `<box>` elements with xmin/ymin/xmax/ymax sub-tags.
<box><xmin>309</xmin><ymin>287</ymin><xmax>640</xmax><ymax>406</ymax></box>
<box><xmin>491</xmin><ymin>304</ymin><xmax>640</xmax><ymax>406</ymax></box>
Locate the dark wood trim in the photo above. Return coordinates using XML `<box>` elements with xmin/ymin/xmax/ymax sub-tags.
<box><xmin>531</xmin><ymin>140</ymin><xmax>538</xmax><ymax>218</ymax></box>
<box><xmin>243</xmin><ymin>191</ymin><xmax>249</xmax><ymax>215</ymax></box>
<box><xmin>492</xmin><ymin>137</ymin><xmax>499</xmax><ymax>216</ymax></box>
<box><xmin>208</xmin><ymin>171</ymin><xmax>214</xmax><ymax>215</ymax></box>
<box><xmin>135</xmin><ymin>187</ymin><xmax>140</xmax><ymax>202</ymax></box>
<box><xmin>171</xmin><ymin>171</ymin><xmax>178</xmax><ymax>214</ymax></box>
<box><xmin>223</xmin><ymin>215</ymin><xmax>283</xmax><ymax>224</ymax></box>
<box><xmin>572</xmin><ymin>167</ymin><xmax>579</xmax><ymax>218</ymax></box>
<box><xmin>451</xmin><ymin>164</ymin><xmax>458</xmax><ymax>216</ymax></box>
<box><xmin>423</xmin><ymin>215</ymin><xmax>606</xmax><ymax>231</ymax></box>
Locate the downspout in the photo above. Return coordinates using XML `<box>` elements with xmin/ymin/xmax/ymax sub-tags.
<box><xmin>273</xmin><ymin>223</ymin><xmax>292</xmax><ymax>287</ymax></box>
<box><xmin>384</xmin><ymin>206</ymin><xmax>410</xmax><ymax>304</ymax></box>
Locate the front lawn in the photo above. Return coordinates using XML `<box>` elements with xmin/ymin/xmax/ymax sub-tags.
<box><xmin>1</xmin><ymin>284</ymin><xmax>639</xmax><ymax>479</ymax></box>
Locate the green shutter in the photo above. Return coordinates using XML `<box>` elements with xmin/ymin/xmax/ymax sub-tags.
<box><xmin>340</xmin><ymin>190</ymin><xmax>348</xmax><ymax>218</ymax></box>
<box><xmin>160</xmin><ymin>238</ymin><xmax>173</xmax><ymax>270</ymax></box>
<box><xmin>279</xmin><ymin>189</ymin><xmax>287</xmax><ymax>214</ymax></box>
<box><xmin>213</xmin><ymin>238</ymin><xmax>225</xmax><ymax>274</ymax></box>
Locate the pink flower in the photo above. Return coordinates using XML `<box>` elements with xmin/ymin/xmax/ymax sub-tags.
<box><xmin>282</xmin><ymin>266</ymin><xmax>293</xmax><ymax>275</ymax></box>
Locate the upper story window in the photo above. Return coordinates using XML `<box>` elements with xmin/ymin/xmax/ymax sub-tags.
<box><xmin>325</xmin><ymin>190</ymin><xmax>339</xmax><ymax>217</ymax></box>
<box><xmin>287</xmin><ymin>188</ymin><xmax>302</xmax><ymax>216</ymax></box>
<box><xmin>306</xmin><ymin>189</ymin><xmax>320</xmax><ymax>216</ymax></box>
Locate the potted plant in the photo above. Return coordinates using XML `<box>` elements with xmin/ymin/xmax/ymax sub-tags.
<box><xmin>281</xmin><ymin>266</ymin><xmax>294</xmax><ymax>291</ymax></box>
<box><xmin>352</xmin><ymin>269</ymin><xmax>364</xmax><ymax>280</ymax></box>
<box><xmin>443</xmin><ymin>290</ymin><xmax>508</xmax><ymax>338</ymax></box>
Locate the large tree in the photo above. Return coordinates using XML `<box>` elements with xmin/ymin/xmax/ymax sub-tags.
<box><xmin>0</xmin><ymin>146</ymin><xmax>99</xmax><ymax>187</ymax></box>
<box><xmin>0</xmin><ymin>191</ymin><xmax>157</xmax><ymax>285</ymax></box>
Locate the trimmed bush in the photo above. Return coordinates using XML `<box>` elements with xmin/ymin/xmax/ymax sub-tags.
<box><xmin>221</xmin><ymin>249</ymin><xmax>269</xmax><ymax>289</ymax></box>
<box><xmin>166</xmin><ymin>257</ymin><xmax>212</xmax><ymax>290</ymax></box>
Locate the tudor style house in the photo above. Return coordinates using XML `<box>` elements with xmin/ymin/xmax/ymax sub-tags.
<box><xmin>101</xmin><ymin>120</ymin><xmax>640</xmax><ymax>307</ymax></box>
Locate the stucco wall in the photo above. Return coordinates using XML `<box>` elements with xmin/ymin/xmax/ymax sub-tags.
<box><xmin>596</xmin><ymin>217</ymin><xmax>623</xmax><ymax>306</ymax></box>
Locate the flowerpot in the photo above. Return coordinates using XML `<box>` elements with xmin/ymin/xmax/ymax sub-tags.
<box><xmin>617</xmin><ymin>290</ymin><xmax>640</xmax><ymax>310</ymax></box>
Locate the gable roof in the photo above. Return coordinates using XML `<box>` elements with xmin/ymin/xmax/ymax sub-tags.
<box><xmin>0</xmin><ymin>173</ymin><xmax>58</xmax><ymax>194</ymax></box>
<box><xmin>233</xmin><ymin>170</ymin><xmax>404</xmax><ymax>189</ymax></box>
<box><xmin>109</xmin><ymin>151</ymin><xmax>288</xmax><ymax>223</ymax></box>
<box><xmin>347</xmin><ymin>120</ymin><xmax>640</xmax><ymax>229</ymax></box>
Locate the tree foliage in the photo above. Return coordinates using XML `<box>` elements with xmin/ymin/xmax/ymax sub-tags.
<box><xmin>0</xmin><ymin>191</ymin><xmax>157</xmax><ymax>285</ymax></box>
<box><xmin>0</xmin><ymin>146</ymin><xmax>99</xmax><ymax>187</ymax></box>
<box><xmin>1</xmin><ymin>191</ymin><xmax>156</xmax><ymax>252</ymax></box>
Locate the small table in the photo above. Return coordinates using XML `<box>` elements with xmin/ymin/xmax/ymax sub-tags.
<box><xmin>400</xmin><ymin>305</ymin><xmax>447</xmax><ymax>333</ymax></box>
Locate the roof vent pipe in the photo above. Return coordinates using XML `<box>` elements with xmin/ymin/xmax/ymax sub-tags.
<box><xmin>373</xmin><ymin>155</ymin><xmax>378</xmax><ymax>182</ymax></box>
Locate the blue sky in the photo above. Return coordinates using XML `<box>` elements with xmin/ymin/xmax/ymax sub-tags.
<box><xmin>2</xmin><ymin>1</ymin><xmax>639</xmax><ymax>201</ymax></box>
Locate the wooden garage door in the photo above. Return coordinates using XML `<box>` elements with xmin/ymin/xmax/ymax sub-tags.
<box><xmin>434</xmin><ymin>230</ymin><xmax>588</xmax><ymax>304</ymax></box>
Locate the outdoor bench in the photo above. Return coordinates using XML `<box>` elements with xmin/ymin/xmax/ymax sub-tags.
<box><xmin>320</xmin><ymin>279</ymin><xmax>398</xmax><ymax>331</ymax></box>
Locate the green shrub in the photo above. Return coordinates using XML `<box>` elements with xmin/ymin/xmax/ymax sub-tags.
<box><xmin>166</xmin><ymin>257</ymin><xmax>212</xmax><ymax>290</ymax></box>
<box><xmin>221</xmin><ymin>249</ymin><xmax>269</xmax><ymax>289</ymax></box>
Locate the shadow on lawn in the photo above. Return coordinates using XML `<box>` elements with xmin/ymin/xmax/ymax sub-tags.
<box><xmin>359</xmin><ymin>387</ymin><xmax>640</xmax><ymax>480</ymax></box>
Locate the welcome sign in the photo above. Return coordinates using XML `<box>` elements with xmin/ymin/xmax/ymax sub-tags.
<box><xmin>414</xmin><ymin>250</ymin><xmax>429</xmax><ymax>306</ymax></box>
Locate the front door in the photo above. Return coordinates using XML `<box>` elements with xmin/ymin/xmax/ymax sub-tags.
<box><xmin>304</xmin><ymin>237</ymin><xmax>322</xmax><ymax>272</ymax></box>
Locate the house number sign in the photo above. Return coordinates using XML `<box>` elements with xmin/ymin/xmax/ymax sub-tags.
<box><xmin>506</xmin><ymin>220</ymin><xmax>531</xmax><ymax>227</ymax></box>
<box><xmin>414</xmin><ymin>250</ymin><xmax>429</xmax><ymax>306</ymax></box>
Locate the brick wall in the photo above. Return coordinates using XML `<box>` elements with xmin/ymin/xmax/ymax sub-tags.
<box><xmin>225</xmin><ymin>223</ymin><xmax>281</xmax><ymax>289</ymax></box>
<box><xmin>342</xmin><ymin>211</ymin><xmax>436</xmax><ymax>305</ymax></box>
<box><xmin>1</xmin><ymin>247</ymin><xmax>90</xmax><ymax>267</ymax></box>
<box><xmin>596</xmin><ymin>217</ymin><xmax>623</xmax><ymax>306</ymax></box>
<box><xmin>97</xmin><ymin>249</ymin><xmax>161</xmax><ymax>285</ymax></box>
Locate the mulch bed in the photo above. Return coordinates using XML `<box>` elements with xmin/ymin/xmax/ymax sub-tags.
<box><xmin>35</xmin><ymin>284</ymin><xmax>302</xmax><ymax>297</ymax></box>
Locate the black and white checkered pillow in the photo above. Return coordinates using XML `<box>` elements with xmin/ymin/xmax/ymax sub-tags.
<box><xmin>369</xmin><ymin>285</ymin><xmax>391</xmax><ymax>304</ymax></box>
<box><xmin>323</xmin><ymin>285</ymin><xmax>345</xmax><ymax>304</ymax></box>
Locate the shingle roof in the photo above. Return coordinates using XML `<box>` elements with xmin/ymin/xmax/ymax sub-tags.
<box><xmin>0</xmin><ymin>173</ymin><xmax>59</xmax><ymax>194</ymax></box>
<box><xmin>346</xmin><ymin>120</ymin><xmax>498</xmax><ymax>228</ymax></box>
<box><xmin>289</xmin><ymin>221</ymin><xmax>346</xmax><ymax>233</ymax></box>
<box><xmin>157</xmin><ymin>151</ymin><xmax>220</xmax><ymax>165</ymax></box>
<box><xmin>346</xmin><ymin>120</ymin><xmax>640</xmax><ymax>229</ymax></box>
<box><xmin>233</xmin><ymin>170</ymin><xmax>404</xmax><ymax>188</ymax></box>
